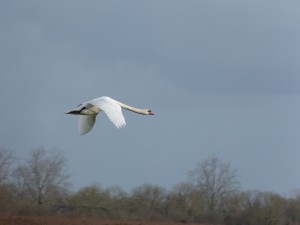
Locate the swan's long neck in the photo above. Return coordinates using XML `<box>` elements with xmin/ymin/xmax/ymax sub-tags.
<box><xmin>116</xmin><ymin>101</ymin><xmax>147</xmax><ymax>115</ymax></box>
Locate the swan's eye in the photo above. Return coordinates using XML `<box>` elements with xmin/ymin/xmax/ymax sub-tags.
<box><xmin>148</xmin><ymin>110</ymin><xmax>152</xmax><ymax>113</ymax></box>
<box><xmin>80</xmin><ymin>107</ymin><xmax>86</xmax><ymax>112</ymax></box>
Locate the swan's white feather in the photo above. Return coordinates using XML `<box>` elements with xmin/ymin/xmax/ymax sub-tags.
<box><xmin>79</xmin><ymin>114</ymin><xmax>97</xmax><ymax>135</ymax></box>
<box><xmin>91</xmin><ymin>97</ymin><xmax>126</xmax><ymax>129</ymax></box>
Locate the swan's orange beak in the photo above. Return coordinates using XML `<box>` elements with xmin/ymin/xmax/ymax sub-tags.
<box><xmin>149</xmin><ymin>111</ymin><xmax>155</xmax><ymax>115</ymax></box>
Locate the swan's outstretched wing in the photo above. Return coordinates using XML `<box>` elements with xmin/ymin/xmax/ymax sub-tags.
<box><xmin>93</xmin><ymin>97</ymin><xmax>126</xmax><ymax>128</ymax></box>
<box><xmin>79</xmin><ymin>114</ymin><xmax>97</xmax><ymax>135</ymax></box>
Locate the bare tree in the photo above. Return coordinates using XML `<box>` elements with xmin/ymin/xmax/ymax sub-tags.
<box><xmin>188</xmin><ymin>155</ymin><xmax>239</xmax><ymax>213</ymax></box>
<box><xmin>69</xmin><ymin>184</ymin><xmax>111</xmax><ymax>217</ymax></box>
<box><xmin>167</xmin><ymin>182</ymin><xmax>203</xmax><ymax>222</ymax></box>
<box><xmin>13</xmin><ymin>147</ymin><xmax>71</xmax><ymax>214</ymax></box>
<box><xmin>0</xmin><ymin>148</ymin><xmax>14</xmax><ymax>184</ymax></box>
<box><xmin>0</xmin><ymin>148</ymin><xmax>15</xmax><ymax>214</ymax></box>
<box><xmin>130</xmin><ymin>184</ymin><xmax>167</xmax><ymax>220</ymax></box>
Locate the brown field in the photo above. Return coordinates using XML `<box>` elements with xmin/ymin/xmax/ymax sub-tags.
<box><xmin>0</xmin><ymin>217</ymin><xmax>207</xmax><ymax>225</ymax></box>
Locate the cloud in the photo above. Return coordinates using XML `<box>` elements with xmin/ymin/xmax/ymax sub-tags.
<box><xmin>0</xmin><ymin>0</ymin><xmax>299</xmax><ymax>193</ymax></box>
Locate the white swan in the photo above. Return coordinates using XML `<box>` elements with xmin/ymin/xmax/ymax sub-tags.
<box><xmin>66</xmin><ymin>96</ymin><xmax>154</xmax><ymax>135</ymax></box>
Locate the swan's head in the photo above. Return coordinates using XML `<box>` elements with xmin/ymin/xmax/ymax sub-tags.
<box><xmin>146</xmin><ymin>109</ymin><xmax>155</xmax><ymax>115</ymax></box>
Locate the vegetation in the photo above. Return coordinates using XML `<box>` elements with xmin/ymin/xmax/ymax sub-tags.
<box><xmin>1</xmin><ymin>147</ymin><xmax>300</xmax><ymax>225</ymax></box>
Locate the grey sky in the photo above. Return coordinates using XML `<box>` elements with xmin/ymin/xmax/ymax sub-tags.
<box><xmin>1</xmin><ymin>0</ymin><xmax>300</xmax><ymax>193</ymax></box>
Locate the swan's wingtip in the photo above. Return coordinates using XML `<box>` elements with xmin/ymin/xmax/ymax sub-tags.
<box><xmin>116</xmin><ymin>123</ymin><xmax>126</xmax><ymax>129</ymax></box>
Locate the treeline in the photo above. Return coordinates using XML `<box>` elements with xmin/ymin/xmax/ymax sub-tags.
<box><xmin>0</xmin><ymin>147</ymin><xmax>300</xmax><ymax>225</ymax></box>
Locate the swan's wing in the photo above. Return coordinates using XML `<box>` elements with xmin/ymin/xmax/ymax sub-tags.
<box><xmin>79</xmin><ymin>114</ymin><xmax>97</xmax><ymax>135</ymax></box>
<box><xmin>93</xmin><ymin>97</ymin><xmax>126</xmax><ymax>128</ymax></box>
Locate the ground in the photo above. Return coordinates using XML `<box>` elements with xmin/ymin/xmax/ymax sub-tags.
<box><xmin>0</xmin><ymin>217</ymin><xmax>208</xmax><ymax>225</ymax></box>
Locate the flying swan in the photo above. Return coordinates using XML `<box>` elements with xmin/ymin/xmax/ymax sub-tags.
<box><xmin>66</xmin><ymin>96</ymin><xmax>154</xmax><ymax>135</ymax></box>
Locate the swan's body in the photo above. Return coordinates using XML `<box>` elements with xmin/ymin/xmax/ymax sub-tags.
<box><xmin>66</xmin><ymin>96</ymin><xmax>154</xmax><ymax>135</ymax></box>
